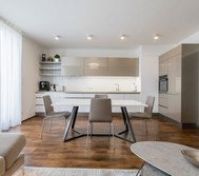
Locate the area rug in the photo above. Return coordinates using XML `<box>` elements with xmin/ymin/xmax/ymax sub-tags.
<box><xmin>16</xmin><ymin>167</ymin><xmax>138</xmax><ymax>176</ymax></box>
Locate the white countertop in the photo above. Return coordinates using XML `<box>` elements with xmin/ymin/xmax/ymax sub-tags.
<box><xmin>37</xmin><ymin>90</ymin><xmax>141</xmax><ymax>94</ymax></box>
<box><xmin>53</xmin><ymin>99</ymin><xmax>147</xmax><ymax>107</ymax></box>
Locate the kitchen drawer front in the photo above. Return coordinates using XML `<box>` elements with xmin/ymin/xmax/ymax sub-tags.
<box><xmin>123</xmin><ymin>94</ymin><xmax>140</xmax><ymax>100</ymax></box>
<box><xmin>159</xmin><ymin>97</ymin><xmax>168</xmax><ymax>108</ymax></box>
<box><xmin>35</xmin><ymin>105</ymin><xmax>45</xmax><ymax>113</ymax></box>
<box><xmin>159</xmin><ymin>106</ymin><xmax>169</xmax><ymax>117</ymax></box>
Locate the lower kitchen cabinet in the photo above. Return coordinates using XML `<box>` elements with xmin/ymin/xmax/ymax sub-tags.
<box><xmin>35</xmin><ymin>92</ymin><xmax>141</xmax><ymax>114</ymax></box>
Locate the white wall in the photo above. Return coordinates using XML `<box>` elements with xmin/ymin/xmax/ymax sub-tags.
<box><xmin>47</xmin><ymin>48</ymin><xmax>139</xmax><ymax>58</ymax></box>
<box><xmin>22</xmin><ymin>36</ymin><xmax>43</xmax><ymax>120</ymax></box>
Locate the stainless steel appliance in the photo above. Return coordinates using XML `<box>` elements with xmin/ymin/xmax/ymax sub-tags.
<box><xmin>159</xmin><ymin>75</ymin><xmax>168</xmax><ymax>93</ymax></box>
<box><xmin>39</xmin><ymin>81</ymin><xmax>50</xmax><ymax>91</ymax></box>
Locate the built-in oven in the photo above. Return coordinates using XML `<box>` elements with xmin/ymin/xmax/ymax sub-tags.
<box><xmin>159</xmin><ymin>75</ymin><xmax>168</xmax><ymax>93</ymax></box>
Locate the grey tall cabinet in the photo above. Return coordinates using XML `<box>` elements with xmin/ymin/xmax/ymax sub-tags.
<box><xmin>159</xmin><ymin>44</ymin><xmax>199</xmax><ymax>127</ymax></box>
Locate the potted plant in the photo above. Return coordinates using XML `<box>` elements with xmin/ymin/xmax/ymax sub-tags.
<box><xmin>54</xmin><ymin>54</ymin><xmax>61</xmax><ymax>62</ymax></box>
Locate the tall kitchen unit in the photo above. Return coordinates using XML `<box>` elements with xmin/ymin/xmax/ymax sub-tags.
<box><xmin>159</xmin><ymin>44</ymin><xmax>199</xmax><ymax>127</ymax></box>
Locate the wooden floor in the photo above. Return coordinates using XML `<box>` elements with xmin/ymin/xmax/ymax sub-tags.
<box><xmin>9</xmin><ymin>115</ymin><xmax>199</xmax><ymax>169</ymax></box>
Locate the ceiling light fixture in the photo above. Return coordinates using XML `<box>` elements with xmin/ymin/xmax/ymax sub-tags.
<box><xmin>54</xmin><ymin>35</ymin><xmax>61</xmax><ymax>40</ymax></box>
<box><xmin>120</xmin><ymin>34</ymin><xmax>126</xmax><ymax>40</ymax></box>
<box><xmin>87</xmin><ymin>35</ymin><xmax>93</xmax><ymax>40</ymax></box>
<box><xmin>154</xmin><ymin>34</ymin><xmax>160</xmax><ymax>40</ymax></box>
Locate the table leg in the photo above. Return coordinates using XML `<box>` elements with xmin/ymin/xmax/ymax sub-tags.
<box><xmin>63</xmin><ymin>106</ymin><xmax>85</xmax><ymax>142</ymax></box>
<box><xmin>118</xmin><ymin>106</ymin><xmax>129</xmax><ymax>134</ymax></box>
<box><xmin>115</xmin><ymin>106</ymin><xmax>136</xmax><ymax>143</ymax></box>
<box><xmin>71</xmin><ymin>106</ymin><xmax>79</xmax><ymax>129</ymax></box>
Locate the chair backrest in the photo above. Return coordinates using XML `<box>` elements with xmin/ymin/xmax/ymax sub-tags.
<box><xmin>89</xmin><ymin>98</ymin><xmax>112</xmax><ymax>122</ymax></box>
<box><xmin>94</xmin><ymin>94</ymin><xmax>108</xmax><ymax>98</ymax></box>
<box><xmin>43</xmin><ymin>95</ymin><xmax>54</xmax><ymax>115</ymax></box>
<box><xmin>144</xmin><ymin>96</ymin><xmax>155</xmax><ymax>115</ymax></box>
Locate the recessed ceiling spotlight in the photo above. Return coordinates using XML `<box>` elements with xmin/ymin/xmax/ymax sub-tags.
<box><xmin>154</xmin><ymin>34</ymin><xmax>160</xmax><ymax>40</ymax></box>
<box><xmin>87</xmin><ymin>35</ymin><xmax>93</xmax><ymax>40</ymax></box>
<box><xmin>120</xmin><ymin>34</ymin><xmax>127</xmax><ymax>40</ymax></box>
<box><xmin>54</xmin><ymin>35</ymin><xmax>61</xmax><ymax>40</ymax></box>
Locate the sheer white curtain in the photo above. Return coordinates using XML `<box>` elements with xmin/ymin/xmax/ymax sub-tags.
<box><xmin>0</xmin><ymin>20</ymin><xmax>22</xmax><ymax>131</ymax></box>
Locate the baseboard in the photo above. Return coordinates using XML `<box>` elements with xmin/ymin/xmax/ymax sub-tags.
<box><xmin>22</xmin><ymin>115</ymin><xmax>37</xmax><ymax>122</ymax></box>
<box><xmin>181</xmin><ymin>123</ymin><xmax>198</xmax><ymax>129</ymax></box>
<box><xmin>158</xmin><ymin>114</ymin><xmax>182</xmax><ymax>128</ymax></box>
<box><xmin>158</xmin><ymin>113</ymin><xmax>198</xmax><ymax>129</ymax></box>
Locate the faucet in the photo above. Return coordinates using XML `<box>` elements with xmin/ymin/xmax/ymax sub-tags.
<box><xmin>115</xmin><ymin>83</ymin><xmax>120</xmax><ymax>92</ymax></box>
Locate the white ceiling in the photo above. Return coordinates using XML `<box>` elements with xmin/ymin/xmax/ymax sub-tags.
<box><xmin>0</xmin><ymin>0</ymin><xmax>199</xmax><ymax>49</ymax></box>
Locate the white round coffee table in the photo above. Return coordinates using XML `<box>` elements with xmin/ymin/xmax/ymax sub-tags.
<box><xmin>131</xmin><ymin>141</ymin><xmax>199</xmax><ymax>176</ymax></box>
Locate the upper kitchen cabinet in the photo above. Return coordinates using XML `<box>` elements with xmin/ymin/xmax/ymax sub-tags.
<box><xmin>61</xmin><ymin>57</ymin><xmax>139</xmax><ymax>76</ymax></box>
<box><xmin>84</xmin><ymin>57</ymin><xmax>108</xmax><ymax>76</ymax></box>
<box><xmin>61</xmin><ymin>57</ymin><xmax>84</xmax><ymax>76</ymax></box>
<box><xmin>159</xmin><ymin>54</ymin><xmax>168</xmax><ymax>76</ymax></box>
<box><xmin>108</xmin><ymin>58</ymin><xmax>139</xmax><ymax>76</ymax></box>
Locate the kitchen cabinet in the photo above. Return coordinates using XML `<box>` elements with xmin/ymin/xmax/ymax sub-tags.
<box><xmin>84</xmin><ymin>58</ymin><xmax>108</xmax><ymax>76</ymax></box>
<box><xmin>61</xmin><ymin>57</ymin><xmax>139</xmax><ymax>76</ymax></box>
<box><xmin>61</xmin><ymin>57</ymin><xmax>84</xmax><ymax>76</ymax></box>
<box><xmin>168</xmin><ymin>94</ymin><xmax>181</xmax><ymax>123</ymax></box>
<box><xmin>159</xmin><ymin>55</ymin><xmax>168</xmax><ymax>76</ymax></box>
<box><xmin>108</xmin><ymin>58</ymin><xmax>139</xmax><ymax>76</ymax></box>
<box><xmin>159</xmin><ymin>46</ymin><xmax>182</xmax><ymax>123</ymax></box>
<box><xmin>159</xmin><ymin>44</ymin><xmax>199</xmax><ymax>127</ymax></box>
<box><xmin>159</xmin><ymin>94</ymin><xmax>169</xmax><ymax>117</ymax></box>
<box><xmin>167</xmin><ymin>57</ymin><xmax>176</xmax><ymax>94</ymax></box>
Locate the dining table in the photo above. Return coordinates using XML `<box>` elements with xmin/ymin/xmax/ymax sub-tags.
<box><xmin>53</xmin><ymin>98</ymin><xmax>147</xmax><ymax>143</ymax></box>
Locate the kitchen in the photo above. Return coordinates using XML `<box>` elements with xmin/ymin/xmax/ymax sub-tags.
<box><xmin>35</xmin><ymin>44</ymin><xmax>199</xmax><ymax>129</ymax></box>
<box><xmin>37</xmin><ymin>54</ymin><xmax>141</xmax><ymax>114</ymax></box>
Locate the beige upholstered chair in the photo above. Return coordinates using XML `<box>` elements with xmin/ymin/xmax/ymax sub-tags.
<box><xmin>88</xmin><ymin>98</ymin><xmax>114</xmax><ymax>136</ymax></box>
<box><xmin>130</xmin><ymin>96</ymin><xmax>155</xmax><ymax>118</ymax></box>
<box><xmin>0</xmin><ymin>133</ymin><xmax>26</xmax><ymax>176</ymax></box>
<box><xmin>94</xmin><ymin>94</ymin><xmax>108</xmax><ymax>98</ymax></box>
<box><xmin>130</xmin><ymin>96</ymin><xmax>155</xmax><ymax>137</ymax></box>
<box><xmin>41</xmin><ymin>95</ymin><xmax>71</xmax><ymax>139</ymax></box>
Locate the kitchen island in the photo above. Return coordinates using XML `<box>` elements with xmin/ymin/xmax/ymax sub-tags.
<box><xmin>35</xmin><ymin>91</ymin><xmax>141</xmax><ymax>114</ymax></box>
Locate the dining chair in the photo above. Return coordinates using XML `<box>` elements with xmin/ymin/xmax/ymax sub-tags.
<box><xmin>129</xmin><ymin>96</ymin><xmax>155</xmax><ymax>137</ymax></box>
<box><xmin>94</xmin><ymin>94</ymin><xmax>108</xmax><ymax>98</ymax></box>
<box><xmin>40</xmin><ymin>95</ymin><xmax>71</xmax><ymax>139</ymax></box>
<box><xmin>87</xmin><ymin>98</ymin><xmax>114</xmax><ymax>136</ymax></box>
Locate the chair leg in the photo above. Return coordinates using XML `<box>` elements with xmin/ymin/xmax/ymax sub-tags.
<box><xmin>144</xmin><ymin>120</ymin><xmax>148</xmax><ymax>137</ymax></box>
<box><xmin>64</xmin><ymin>117</ymin><xmax>67</xmax><ymax>126</ymax></box>
<box><xmin>111</xmin><ymin>123</ymin><xmax>115</xmax><ymax>151</ymax></box>
<box><xmin>90</xmin><ymin>123</ymin><xmax>93</xmax><ymax>135</ymax></box>
<box><xmin>40</xmin><ymin>118</ymin><xmax>47</xmax><ymax>139</ymax></box>
<box><xmin>49</xmin><ymin>118</ymin><xmax>53</xmax><ymax>132</ymax></box>
<box><xmin>86</xmin><ymin>122</ymin><xmax>90</xmax><ymax>147</ymax></box>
